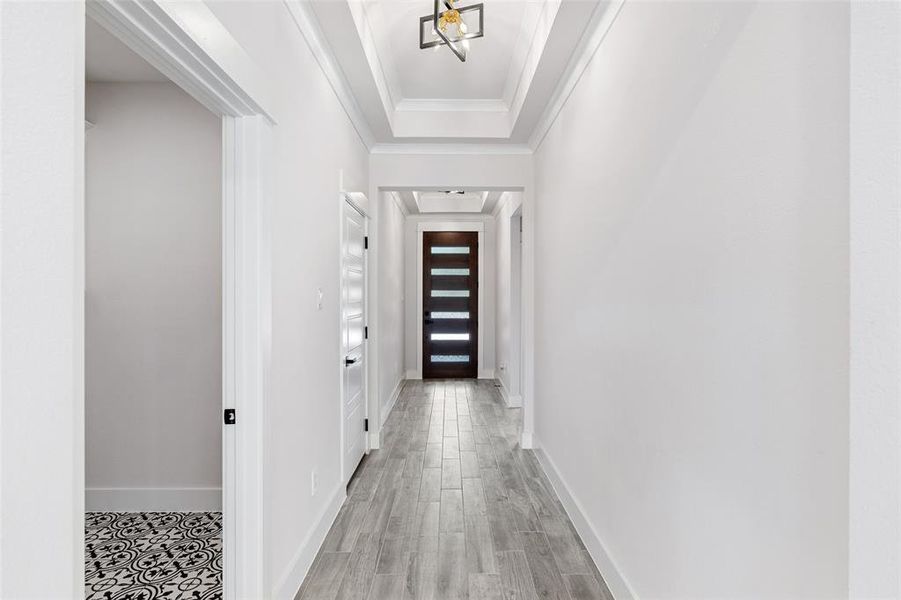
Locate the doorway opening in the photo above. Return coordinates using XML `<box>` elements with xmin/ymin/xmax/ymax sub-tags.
<box><xmin>365</xmin><ymin>189</ymin><xmax>528</xmax><ymax>448</ymax></box>
<box><xmin>498</xmin><ymin>206</ymin><xmax>524</xmax><ymax>407</ymax></box>
<box><xmin>78</xmin><ymin>2</ymin><xmax>272</xmax><ymax>596</ymax></box>
<box><xmin>84</xmin><ymin>15</ymin><xmax>224</xmax><ymax>598</ymax></box>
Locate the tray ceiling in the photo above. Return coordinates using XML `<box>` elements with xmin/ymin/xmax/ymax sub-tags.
<box><xmin>363</xmin><ymin>0</ymin><xmax>528</xmax><ymax>102</ymax></box>
<box><xmin>306</xmin><ymin>0</ymin><xmax>611</xmax><ymax>145</ymax></box>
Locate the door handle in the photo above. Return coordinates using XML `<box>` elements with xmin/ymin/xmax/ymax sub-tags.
<box><xmin>345</xmin><ymin>356</ymin><xmax>359</xmax><ymax>366</ymax></box>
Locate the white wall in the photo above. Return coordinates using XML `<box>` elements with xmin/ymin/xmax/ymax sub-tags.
<box><xmin>495</xmin><ymin>192</ymin><xmax>523</xmax><ymax>404</ymax></box>
<box><xmin>84</xmin><ymin>82</ymin><xmax>222</xmax><ymax>510</ymax></box>
<box><xmin>0</xmin><ymin>2</ymin><xmax>85</xmax><ymax>596</ymax></box>
<box><xmin>849</xmin><ymin>1</ymin><xmax>901</xmax><ymax>596</ymax></box>
<box><xmin>205</xmin><ymin>3</ymin><xmax>369</xmax><ymax>597</ymax></box>
<box><xmin>377</xmin><ymin>192</ymin><xmax>406</xmax><ymax>422</ymax></box>
<box><xmin>533</xmin><ymin>2</ymin><xmax>849</xmax><ymax>598</ymax></box>
<box><xmin>370</xmin><ymin>152</ymin><xmax>533</xmax><ymax>193</ymax></box>
<box><xmin>404</xmin><ymin>214</ymin><xmax>496</xmax><ymax>378</ymax></box>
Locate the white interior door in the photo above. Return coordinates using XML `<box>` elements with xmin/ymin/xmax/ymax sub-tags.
<box><xmin>341</xmin><ymin>199</ymin><xmax>367</xmax><ymax>483</ymax></box>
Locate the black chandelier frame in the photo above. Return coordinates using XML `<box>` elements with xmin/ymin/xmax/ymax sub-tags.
<box><xmin>419</xmin><ymin>0</ymin><xmax>484</xmax><ymax>62</ymax></box>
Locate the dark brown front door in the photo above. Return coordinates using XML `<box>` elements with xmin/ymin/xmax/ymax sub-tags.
<box><xmin>423</xmin><ymin>231</ymin><xmax>478</xmax><ymax>379</ymax></box>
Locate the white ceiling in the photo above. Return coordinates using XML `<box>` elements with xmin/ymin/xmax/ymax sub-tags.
<box><xmin>86</xmin><ymin>17</ymin><xmax>168</xmax><ymax>83</ymax></box>
<box><xmin>309</xmin><ymin>0</ymin><xmax>607</xmax><ymax>144</ymax></box>
<box><xmin>395</xmin><ymin>190</ymin><xmax>504</xmax><ymax>214</ymax></box>
<box><xmin>365</xmin><ymin>0</ymin><xmax>527</xmax><ymax>101</ymax></box>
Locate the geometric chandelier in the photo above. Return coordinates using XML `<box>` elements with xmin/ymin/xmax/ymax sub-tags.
<box><xmin>419</xmin><ymin>0</ymin><xmax>484</xmax><ymax>62</ymax></box>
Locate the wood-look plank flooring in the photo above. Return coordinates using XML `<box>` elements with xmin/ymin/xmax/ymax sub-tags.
<box><xmin>297</xmin><ymin>379</ymin><xmax>613</xmax><ymax>600</ymax></box>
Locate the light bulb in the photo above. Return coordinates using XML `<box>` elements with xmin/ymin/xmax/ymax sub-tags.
<box><xmin>460</xmin><ymin>22</ymin><xmax>468</xmax><ymax>34</ymax></box>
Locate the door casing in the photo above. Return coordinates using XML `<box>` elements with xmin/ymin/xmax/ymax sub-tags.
<box><xmin>416</xmin><ymin>221</ymin><xmax>486</xmax><ymax>379</ymax></box>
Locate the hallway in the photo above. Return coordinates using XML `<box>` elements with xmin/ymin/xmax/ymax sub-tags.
<box><xmin>297</xmin><ymin>380</ymin><xmax>611</xmax><ymax>600</ymax></box>
<box><xmin>3</xmin><ymin>2</ymin><xmax>897</xmax><ymax>597</ymax></box>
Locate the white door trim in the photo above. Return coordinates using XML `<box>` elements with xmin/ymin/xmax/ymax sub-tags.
<box><xmin>338</xmin><ymin>193</ymin><xmax>370</xmax><ymax>486</ymax></box>
<box><xmin>416</xmin><ymin>222</ymin><xmax>486</xmax><ymax>379</ymax></box>
<box><xmin>521</xmin><ymin>189</ymin><xmax>535</xmax><ymax>448</ymax></box>
<box><xmin>86</xmin><ymin>0</ymin><xmax>275</xmax><ymax>122</ymax></box>
<box><xmin>84</xmin><ymin>3</ymin><xmax>272</xmax><ymax>597</ymax></box>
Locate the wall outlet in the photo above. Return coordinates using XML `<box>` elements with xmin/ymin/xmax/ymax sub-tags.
<box><xmin>311</xmin><ymin>469</ymin><xmax>318</xmax><ymax>497</ymax></box>
<box><xmin>316</xmin><ymin>288</ymin><xmax>323</xmax><ymax>311</ymax></box>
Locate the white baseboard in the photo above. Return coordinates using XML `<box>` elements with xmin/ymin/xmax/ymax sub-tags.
<box><xmin>273</xmin><ymin>483</ymin><xmax>347</xmax><ymax>599</ymax></box>
<box><xmin>408</xmin><ymin>369</ymin><xmax>493</xmax><ymax>380</ymax></box>
<box><xmin>496</xmin><ymin>378</ymin><xmax>523</xmax><ymax>408</ymax></box>
<box><xmin>520</xmin><ymin>430</ymin><xmax>533</xmax><ymax>449</ymax></box>
<box><xmin>86</xmin><ymin>487</ymin><xmax>222</xmax><ymax>512</ymax></box>
<box><xmin>532</xmin><ymin>439</ymin><xmax>637</xmax><ymax>600</ymax></box>
<box><xmin>381</xmin><ymin>376</ymin><xmax>405</xmax><ymax>427</ymax></box>
<box><xmin>370</xmin><ymin>375</ymin><xmax>405</xmax><ymax>451</ymax></box>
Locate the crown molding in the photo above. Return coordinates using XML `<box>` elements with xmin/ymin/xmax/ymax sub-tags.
<box><xmin>284</xmin><ymin>0</ymin><xmax>376</xmax><ymax>149</ymax></box>
<box><xmin>502</xmin><ymin>1</ymin><xmax>545</xmax><ymax>107</ymax></box>
<box><xmin>370</xmin><ymin>143</ymin><xmax>533</xmax><ymax>155</ymax></box>
<box><xmin>346</xmin><ymin>0</ymin><xmax>400</xmax><ymax>118</ymax></box>
<box><xmin>283</xmin><ymin>0</ymin><xmax>623</xmax><ymax>151</ymax></box>
<box><xmin>395</xmin><ymin>98</ymin><xmax>509</xmax><ymax>113</ymax></box>
<box><xmin>505</xmin><ymin>0</ymin><xmax>562</xmax><ymax>128</ymax></box>
<box><xmin>528</xmin><ymin>0</ymin><xmax>625</xmax><ymax>151</ymax></box>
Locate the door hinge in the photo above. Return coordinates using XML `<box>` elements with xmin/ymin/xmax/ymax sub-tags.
<box><xmin>364</xmin><ymin>418</ymin><xmax>369</xmax><ymax>432</ymax></box>
<box><xmin>364</xmin><ymin>236</ymin><xmax>369</xmax><ymax>250</ymax></box>
<box><xmin>224</xmin><ymin>408</ymin><xmax>236</xmax><ymax>425</ymax></box>
<box><xmin>365</xmin><ymin>326</ymin><xmax>369</xmax><ymax>339</ymax></box>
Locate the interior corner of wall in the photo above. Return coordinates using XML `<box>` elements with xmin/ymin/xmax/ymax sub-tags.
<box><xmin>520</xmin><ymin>430</ymin><xmax>534</xmax><ymax>449</ymax></box>
<box><xmin>533</xmin><ymin>442</ymin><xmax>638</xmax><ymax>600</ymax></box>
<box><xmin>271</xmin><ymin>483</ymin><xmax>346</xmax><ymax>600</ymax></box>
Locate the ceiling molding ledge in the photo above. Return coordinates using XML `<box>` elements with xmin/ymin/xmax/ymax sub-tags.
<box><xmin>346</xmin><ymin>0</ymin><xmax>401</xmax><ymax>120</ymax></box>
<box><xmin>370</xmin><ymin>143</ymin><xmax>533</xmax><ymax>155</ymax></box>
<box><xmin>528</xmin><ymin>0</ymin><xmax>626</xmax><ymax>151</ymax></box>
<box><xmin>505</xmin><ymin>0</ymin><xmax>563</xmax><ymax>129</ymax></box>
<box><xmin>284</xmin><ymin>0</ymin><xmax>376</xmax><ymax>149</ymax></box>
<box><xmin>395</xmin><ymin>99</ymin><xmax>509</xmax><ymax>113</ymax></box>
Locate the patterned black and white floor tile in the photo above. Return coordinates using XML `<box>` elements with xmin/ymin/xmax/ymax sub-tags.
<box><xmin>85</xmin><ymin>512</ymin><xmax>222</xmax><ymax>600</ymax></box>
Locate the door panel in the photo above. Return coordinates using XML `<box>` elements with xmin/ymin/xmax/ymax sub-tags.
<box><xmin>341</xmin><ymin>201</ymin><xmax>367</xmax><ymax>482</ymax></box>
<box><xmin>423</xmin><ymin>231</ymin><xmax>478</xmax><ymax>379</ymax></box>
<box><xmin>428</xmin><ymin>276</ymin><xmax>471</xmax><ymax>290</ymax></box>
<box><xmin>428</xmin><ymin>297</ymin><xmax>470</xmax><ymax>312</ymax></box>
<box><xmin>426</xmin><ymin>319</ymin><xmax>471</xmax><ymax>334</ymax></box>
